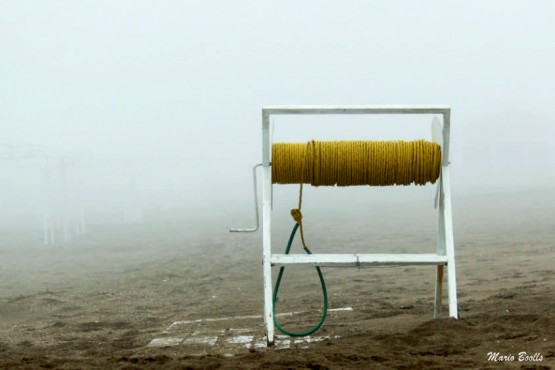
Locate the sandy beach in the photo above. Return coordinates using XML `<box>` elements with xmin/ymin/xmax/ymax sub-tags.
<box><xmin>0</xmin><ymin>188</ymin><xmax>553</xmax><ymax>369</ymax></box>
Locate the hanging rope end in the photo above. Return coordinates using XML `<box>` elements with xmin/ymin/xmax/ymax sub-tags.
<box><xmin>290</xmin><ymin>208</ymin><xmax>303</xmax><ymax>224</ymax></box>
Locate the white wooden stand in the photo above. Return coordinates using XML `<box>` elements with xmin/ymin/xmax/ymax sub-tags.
<box><xmin>235</xmin><ymin>105</ymin><xmax>458</xmax><ymax>346</ymax></box>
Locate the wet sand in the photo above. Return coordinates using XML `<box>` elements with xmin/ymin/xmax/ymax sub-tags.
<box><xmin>0</xmin><ymin>188</ymin><xmax>554</xmax><ymax>369</ymax></box>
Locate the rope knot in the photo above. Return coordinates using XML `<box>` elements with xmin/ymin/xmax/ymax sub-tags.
<box><xmin>290</xmin><ymin>208</ymin><xmax>303</xmax><ymax>224</ymax></box>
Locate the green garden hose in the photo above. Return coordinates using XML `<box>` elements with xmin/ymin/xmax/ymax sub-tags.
<box><xmin>272</xmin><ymin>223</ymin><xmax>328</xmax><ymax>336</ymax></box>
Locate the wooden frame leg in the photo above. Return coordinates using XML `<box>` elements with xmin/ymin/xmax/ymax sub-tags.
<box><xmin>434</xmin><ymin>265</ymin><xmax>444</xmax><ymax>318</ymax></box>
<box><xmin>442</xmin><ymin>167</ymin><xmax>459</xmax><ymax>319</ymax></box>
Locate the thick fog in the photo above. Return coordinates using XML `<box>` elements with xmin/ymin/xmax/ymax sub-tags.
<box><xmin>1</xmin><ymin>1</ymin><xmax>554</xmax><ymax>234</ymax></box>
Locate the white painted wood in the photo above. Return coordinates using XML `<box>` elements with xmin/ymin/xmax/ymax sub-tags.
<box><xmin>432</xmin><ymin>117</ymin><xmax>443</xmax><ymax>210</ymax></box>
<box><xmin>437</xmin><ymin>175</ymin><xmax>446</xmax><ymax>255</ymax></box>
<box><xmin>440</xmin><ymin>109</ymin><xmax>457</xmax><ymax>318</ymax></box>
<box><xmin>262</xmin><ymin>112</ymin><xmax>274</xmax><ymax>346</ymax></box>
<box><xmin>270</xmin><ymin>254</ymin><xmax>447</xmax><ymax>267</ymax></box>
<box><xmin>262</xmin><ymin>111</ymin><xmax>271</xmax><ymax>166</ymax></box>
<box><xmin>263</xmin><ymin>105</ymin><xmax>450</xmax><ymax>115</ymax></box>
<box><xmin>434</xmin><ymin>173</ymin><xmax>446</xmax><ymax>318</ymax></box>
<box><xmin>441</xmin><ymin>166</ymin><xmax>458</xmax><ymax>319</ymax></box>
<box><xmin>270</xmin><ymin>118</ymin><xmax>275</xmax><ymax>211</ymax></box>
<box><xmin>431</xmin><ymin>116</ymin><xmax>443</xmax><ymax>147</ymax></box>
<box><xmin>442</xmin><ymin>109</ymin><xmax>451</xmax><ymax>166</ymax></box>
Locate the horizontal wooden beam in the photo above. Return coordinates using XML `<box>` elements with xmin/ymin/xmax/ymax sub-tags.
<box><xmin>263</xmin><ymin>105</ymin><xmax>450</xmax><ymax>115</ymax></box>
<box><xmin>270</xmin><ymin>253</ymin><xmax>448</xmax><ymax>267</ymax></box>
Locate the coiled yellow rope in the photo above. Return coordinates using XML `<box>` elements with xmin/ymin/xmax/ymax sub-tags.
<box><xmin>272</xmin><ymin>140</ymin><xmax>442</xmax><ymax>251</ymax></box>
<box><xmin>272</xmin><ymin>140</ymin><xmax>441</xmax><ymax>187</ymax></box>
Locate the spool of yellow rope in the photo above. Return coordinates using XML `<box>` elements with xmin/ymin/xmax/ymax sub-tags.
<box><xmin>272</xmin><ymin>140</ymin><xmax>441</xmax><ymax>187</ymax></box>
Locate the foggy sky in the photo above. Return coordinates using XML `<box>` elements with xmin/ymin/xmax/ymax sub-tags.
<box><xmin>1</xmin><ymin>1</ymin><xmax>555</xmax><ymax>223</ymax></box>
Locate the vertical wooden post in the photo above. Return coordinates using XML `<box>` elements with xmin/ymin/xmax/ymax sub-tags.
<box><xmin>434</xmin><ymin>174</ymin><xmax>446</xmax><ymax>318</ymax></box>
<box><xmin>442</xmin><ymin>110</ymin><xmax>458</xmax><ymax>319</ymax></box>
<box><xmin>442</xmin><ymin>166</ymin><xmax>458</xmax><ymax>318</ymax></box>
<box><xmin>262</xmin><ymin>110</ymin><xmax>274</xmax><ymax>345</ymax></box>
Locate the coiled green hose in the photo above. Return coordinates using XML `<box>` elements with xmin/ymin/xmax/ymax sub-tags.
<box><xmin>272</xmin><ymin>223</ymin><xmax>328</xmax><ymax>336</ymax></box>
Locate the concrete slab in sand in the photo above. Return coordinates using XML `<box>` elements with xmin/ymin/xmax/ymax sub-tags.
<box><xmin>147</xmin><ymin>307</ymin><xmax>353</xmax><ymax>353</ymax></box>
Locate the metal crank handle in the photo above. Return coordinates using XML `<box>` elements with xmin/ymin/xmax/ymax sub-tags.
<box><xmin>229</xmin><ymin>163</ymin><xmax>262</xmax><ymax>232</ymax></box>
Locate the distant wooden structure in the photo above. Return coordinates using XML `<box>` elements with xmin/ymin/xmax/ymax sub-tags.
<box><xmin>0</xmin><ymin>143</ymin><xmax>85</xmax><ymax>245</ymax></box>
